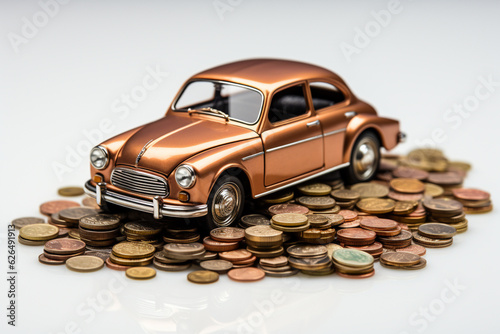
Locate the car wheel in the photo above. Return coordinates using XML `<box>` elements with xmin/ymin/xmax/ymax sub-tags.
<box><xmin>343</xmin><ymin>131</ymin><xmax>380</xmax><ymax>184</ymax></box>
<box><xmin>206</xmin><ymin>174</ymin><xmax>245</xmax><ymax>229</ymax></box>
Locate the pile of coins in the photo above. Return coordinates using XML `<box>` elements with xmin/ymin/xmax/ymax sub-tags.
<box><xmin>257</xmin><ymin>256</ymin><xmax>297</xmax><ymax>277</ymax></box>
<box><xmin>379</xmin><ymin>251</ymin><xmax>426</xmax><ymax>270</ymax></box>
<box><xmin>452</xmin><ymin>188</ymin><xmax>492</xmax><ymax>214</ymax></box>
<box><xmin>332</xmin><ymin>248</ymin><xmax>375</xmax><ymax>278</ymax></box>
<box><xmin>109</xmin><ymin>242</ymin><xmax>155</xmax><ymax>269</ymax></box>
<box><xmin>288</xmin><ymin>244</ymin><xmax>333</xmax><ymax>276</ymax></box>
<box><xmin>124</xmin><ymin>221</ymin><xmax>163</xmax><ymax>249</ymax></box>
<box><xmin>79</xmin><ymin>214</ymin><xmax>122</xmax><ymax>247</ymax></box>
<box><xmin>40</xmin><ymin>238</ymin><xmax>86</xmax><ymax>265</ymax></box>
<box><xmin>244</xmin><ymin>225</ymin><xmax>284</xmax><ymax>258</ymax></box>
<box><xmin>18</xmin><ymin>224</ymin><xmax>59</xmax><ymax>246</ymax></box>
<box><xmin>413</xmin><ymin>222</ymin><xmax>457</xmax><ymax>248</ymax></box>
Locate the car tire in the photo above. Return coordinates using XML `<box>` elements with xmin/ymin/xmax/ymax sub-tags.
<box><xmin>343</xmin><ymin>131</ymin><xmax>380</xmax><ymax>184</ymax></box>
<box><xmin>206</xmin><ymin>174</ymin><xmax>245</xmax><ymax>230</ymax></box>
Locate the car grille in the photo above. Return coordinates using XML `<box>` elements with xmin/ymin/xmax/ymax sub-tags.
<box><xmin>110</xmin><ymin>167</ymin><xmax>169</xmax><ymax>197</ymax></box>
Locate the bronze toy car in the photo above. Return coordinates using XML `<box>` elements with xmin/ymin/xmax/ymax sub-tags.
<box><xmin>84</xmin><ymin>59</ymin><xmax>403</xmax><ymax>228</ymax></box>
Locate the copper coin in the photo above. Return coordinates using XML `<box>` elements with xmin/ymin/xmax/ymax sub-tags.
<box><xmin>452</xmin><ymin>188</ymin><xmax>490</xmax><ymax>201</ymax></box>
<box><xmin>338</xmin><ymin>219</ymin><xmax>361</xmax><ymax>229</ymax></box>
<box><xmin>232</xmin><ymin>255</ymin><xmax>257</xmax><ymax>265</ymax></box>
<box><xmin>11</xmin><ymin>217</ymin><xmax>45</xmax><ymax>229</ymax></box>
<box><xmin>392</xmin><ymin>167</ymin><xmax>429</xmax><ymax>180</ymax></box>
<box><xmin>373</xmin><ymin>226</ymin><xmax>402</xmax><ymax>237</ymax></box>
<box><xmin>380</xmin><ymin>251</ymin><xmax>421</xmax><ymax>266</ymax></box>
<box><xmin>390</xmin><ymin>178</ymin><xmax>425</xmax><ymax>194</ymax></box>
<box><xmin>360</xmin><ymin>218</ymin><xmax>398</xmax><ymax>231</ymax></box>
<box><xmin>44</xmin><ymin>238</ymin><xmax>86</xmax><ymax>255</ymax></box>
<box><xmin>199</xmin><ymin>259</ymin><xmax>233</xmax><ymax>273</ymax></box>
<box><xmin>418</xmin><ymin>223</ymin><xmax>457</xmax><ymax>239</ymax></box>
<box><xmin>338</xmin><ymin>210</ymin><xmax>358</xmax><ymax>222</ymax></box>
<box><xmin>58</xmin><ymin>186</ymin><xmax>85</xmax><ymax>197</ymax></box>
<box><xmin>337</xmin><ymin>269</ymin><xmax>375</xmax><ymax>279</ymax></box>
<box><xmin>39</xmin><ymin>200</ymin><xmax>80</xmax><ymax>216</ymax></box>
<box><xmin>427</xmin><ymin>172</ymin><xmax>463</xmax><ymax>185</ymax></box>
<box><xmin>296</xmin><ymin>196</ymin><xmax>336</xmax><ymax>210</ymax></box>
<box><xmin>412</xmin><ymin>232</ymin><xmax>453</xmax><ymax>247</ymax></box>
<box><xmin>82</xmin><ymin>197</ymin><xmax>100</xmax><ymax>209</ymax></box>
<box><xmin>80</xmin><ymin>214</ymin><xmax>121</xmax><ymax>231</ymax></box>
<box><xmin>268</xmin><ymin>203</ymin><xmax>309</xmax><ymax>215</ymax></box>
<box><xmin>59</xmin><ymin>207</ymin><xmax>100</xmax><ymax>224</ymax></box>
<box><xmin>320</xmin><ymin>214</ymin><xmax>345</xmax><ymax>226</ymax></box>
<box><xmin>423</xmin><ymin>198</ymin><xmax>463</xmax><ymax>216</ymax></box>
<box><xmin>210</xmin><ymin>227</ymin><xmax>245</xmax><ymax>242</ymax></box>
<box><xmin>346</xmin><ymin>241</ymin><xmax>383</xmax><ymax>254</ymax></box>
<box><xmin>219</xmin><ymin>249</ymin><xmax>252</xmax><ymax>262</ymax></box>
<box><xmin>227</xmin><ymin>267</ymin><xmax>265</xmax><ymax>282</ymax></box>
<box><xmin>105</xmin><ymin>257</ymin><xmax>129</xmax><ymax>271</ymax></box>
<box><xmin>388</xmin><ymin>191</ymin><xmax>423</xmax><ymax>202</ymax></box>
<box><xmin>337</xmin><ymin>228</ymin><xmax>376</xmax><ymax>246</ymax></box>
<box><xmin>44</xmin><ymin>250</ymin><xmax>85</xmax><ymax>261</ymax></box>
<box><xmin>396</xmin><ymin>244</ymin><xmax>426</xmax><ymax>256</ymax></box>
<box><xmin>202</xmin><ymin>236</ymin><xmax>240</xmax><ymax>252</ymax></box>
<box><xmin>259</xmin><ymin>256</ymin><xmax>288</xmax><ymax>267</ymax></box>
<box><xmin>378</xmin><ymin>230</ymin><xmax>413</xmax><ymax>244</ymax></box>
<box><xmin>38</xmin><ymin>253</ymin><xmax>65</xmax><ymax>265</ymax></box>
<box><xmin>380</xmin><ymin>257</ymin><xmax>427</xmax><ymax>270</ymax></box>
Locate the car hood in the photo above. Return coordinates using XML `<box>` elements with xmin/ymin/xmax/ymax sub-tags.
<box><xmin>115</xmin><ymin>113</ymin><xmax>258</xmax><ymax>174</ymax></box>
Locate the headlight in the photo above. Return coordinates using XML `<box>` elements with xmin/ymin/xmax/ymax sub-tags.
<box><xmin>90</xmin><ymin>146</ymin><xmax>109</xmax><ymax>170</ymax></box>
<box><xmin>175</xmin><ymin>165</ymin><xmax>196</xmax><ymax>188</ymax></box>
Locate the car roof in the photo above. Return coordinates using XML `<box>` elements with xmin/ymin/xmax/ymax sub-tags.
<box><xmin>191</xmin><ymin>58</ymin><xmax>345</xmax><ymax>93</ymax></box>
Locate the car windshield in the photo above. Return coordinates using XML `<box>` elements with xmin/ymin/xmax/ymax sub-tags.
<box><xmin>174</xmin><ymin>80</ymin><xmax>263</xmax><ymax>124</ymax></box>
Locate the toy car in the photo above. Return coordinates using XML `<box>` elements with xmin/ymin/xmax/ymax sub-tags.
<box><xmin>84</xmin><ymin>59</ymin><xmax>404</xmax><ymax>228</ymax></box>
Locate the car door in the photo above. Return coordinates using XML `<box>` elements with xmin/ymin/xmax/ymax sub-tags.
<box><xmin>261</xmin><ymin>83</ymin><xmax>324</xmax><ymax>186</ymax></box>
<box><xmin>308</xmin><ymin>81</ymin><xmax>352</xmax><ymax>168</ymax></box>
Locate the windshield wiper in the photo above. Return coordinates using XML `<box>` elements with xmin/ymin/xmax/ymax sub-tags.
<box><xmin>188</xmin><ymin>107</ymin><xmax>229</xmax><ymax>122</ymax></box>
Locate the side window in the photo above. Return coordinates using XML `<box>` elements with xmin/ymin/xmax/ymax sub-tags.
<box><xmin>268</xmin><ymin>84</ymin><xmax>308</xmax><ymax>123</ymax></box>
<box><xmin>309</xmin><ymin>82</ymin><xmax>345</xmax><ymax>111</ymax></box>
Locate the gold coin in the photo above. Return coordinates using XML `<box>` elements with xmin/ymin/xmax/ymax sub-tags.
<box><xmin>390</xmin><ymin>178</ymin><xmax>425</xmax><ymax>194</ymax></box>
<box><xmin>58</xmin><ymin>186</ymin><xmax>85</xmax><ymax>197</ymax></box>
<box><xmin>112</xmin><ymin>242</ymin><xmax>155</xmax><ymax>259</ymax></box>
<box><xmin>187</xmin><ymin>270</ymin><xmax>219</xmax><ymax>284</ymax></box>
<box><xmin>124</xmin><ymin>221</ymin><xmax>162</xmax><ymax>236</ymax></box>
<box><xmin>261</xmin><ymin>190</ymin><xmax>295</xmax><ymax>204</ymax></box>
<box><xmin>424</xmin><ymin>183</ymin><xmax>444</xmax><ymax>198</ymax></box>
<box><xmin>330</xmin><ymin>189</ymin><xmax>360</xmax><ymax>201</ymax></box>
<box><xmin>325</xmin><ymin>243</ymin><xmax>343</xmax><ymax>258</ymax></box>
<box><xmin>19</xmin><ymin>224</ymin><xmax>59</xmax><ymax>241</ymax></box>
<box><xmin>350</xmin><ymin>183</ymin><xmax>389</xmax><ymax>198</ymax></box>
<box><xmin>245</xmin><ymin>225</ymin><xmax>282</xmax><ymax>243</ymax></box>
<box><xmin>393</xmin><ymin>201</ymin><xmax>418</xmax><ymax>215</ymax></box>
<box><xmin>125</xmin><ymin>267</ymin><xmax>156</xmax><ymax>280</ymax></box>
<box><xmin>109</xmin><ymin>253</ymin><xmax>154</xmax><ymax>266</ymax></box>
<box><xmin>297</xmin><ymin>183</ymin><xmax>332</xmax><ymax>196</ymax></box>
<box><xmin>356</xmin><ymin>198</ymin><xmax>395</xmax><ymax>214</ymax></box>
<box><xmin>296</xmin><ymin>196</ymin><xmax>336</xmax><ymax>210</ymax></box>
<box><xmin>66</xmin><ymin>255</ymin><xmax>104</xmax><ymax>272</ymax></box>
<box><xmin>270</xmin><ymin>222</ymin><xmax>310</xmax><ymax>232</ymax></box>
<box><xmin>271</xmin><ymin>213</ymin><xmax>308</xmax><ymax>227</ymax></box>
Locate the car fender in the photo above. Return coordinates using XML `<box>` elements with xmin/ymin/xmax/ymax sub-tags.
<box><xmin>343</xmin><ymin>114</ymin><xmax>400</xmax><ymax>163</ymax></box>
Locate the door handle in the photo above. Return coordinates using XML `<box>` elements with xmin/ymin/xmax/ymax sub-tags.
<box><xmin>307</xmin><ymin>120</ymin><xmax>320</xmax><ymax>127</ymax></box>
<box><xmin>344</xmin><ymin>111</ymin><xmax>357</xmax><ymax>119</ymax></box>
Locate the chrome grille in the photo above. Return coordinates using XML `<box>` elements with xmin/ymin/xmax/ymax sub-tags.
<box><xmin>110</xmin><ymin>167</ymin><xmax>169</xmax><ymax>197</ymax></box>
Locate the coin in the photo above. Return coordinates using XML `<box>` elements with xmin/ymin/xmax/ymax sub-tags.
<box><xmin>44</xmin><ymin>238</ymin><xmax>86</xmax><ymax>255</ymax></box>
<box><xmin>396</xmin><ymin>244</ymin><xmax>426</xmax><ymax>256</ymax></box>
<box><xmin>337</xmin><ymin>228</ymin><xmax>376</xmax><ymax>246</ymax></box>
<box><xmin>271</xmin><ymin>213</ymin><xmax>308</xmax><ymax>227</ymax></box>
<box><xmin>268</xmin><ymin>203</ymin><xmax>309</xmax><ymax>215</ymax></box>
<box><xmin>412</xmin><ymin>232</ymin><xmax>453</xmax><ymax>248</ymax></box>
<box><xmin>240</xmin><ymin>214</ymin><xmax>270</xmax><ymax>227</ymax></box>
<box><xmin>43</xmin><ymin>250</ymin><xmax>85</xmax><ymax>261</ymax></box>
<box><xmin>246</xmin><ymin>246</ymin><xmax>284</xmax><ymax>258</ymax></box>
<box><xmin>66</xmin><ymin>255</ymin><xmax>104</xmax><ymax>272</ymax></box>
<box><xmin>392</xmin><ymin>166</ymin><xmax>429</xmax><ymax>180</ymax></box>
<box><xmin>124</xmin><ymin>221</ymin><xmax>162</xmax><ymax>236</ymax></box>
<box><xmin>199</xmin><ymin>260</ymin><xmax>233</xmax><ymax>273</ymax></box>
<box><xmin>270</xmin><ymin>222</ymin><xmax>310</xmax><ymax>232</ymax></box>
<box><xmin>406</xmin><ymin>148</ymin><xmax>447</xmax><ymax>172</ymax></box>
<box><xmin>360</xmin><ymin>218</ymin><xmax>398</xmax><ymax>231</ymax></box>
<box><xmin>85</xmin><ymin>251</ymin><xmax>110</xmax><ymax>261</ymax></box>
<box><xmin>153</xmin><ymin>260</ymin><xmax>191</xmax><ymax>271</ymax></box>
<box><xmin>188</xmin><ymin>270</ymin><xmax>219</xmax><ymax>284</ymax></box>
<box><xmin>38</xmin><ymin>253</ymin><xmax>65</xmax><ymax>265</ymax></box>
<box><xmin>390</xmin><ymin>178</ymin><xmax>425</xmax><ymax>194</ymax></box>
<box><xmin>332</xmin><ymin>248</ymin><xmax>374</xmax><ymax>267</ymax></box>
<box><xmin>297</xmin><ymin>196</ymin><xmax>336</xmax><ymax>210</ymax></box>
<box><xmin>388</xmin><ymin>191</ymin><xmax>423</xmax><ymax>202</ymax></box>
<box><xmin>105</xmin><ymin>257</ymin><xmax>130</xmax><ymax>271</ymax></box>
<box><xmin>380</xmin><ymin>252</ymin><xmax>421</xmax><ymax>266</ymax></box>
<box><xmin>424</xmin><ymin>183</ymin><xmax>444</xmax><ymax>198</ymax></box>
<box><xmin>423</xmin><ymin>198</ymin><xmax>463</xmax><ymax>216</ymax></box>
<box><xmin>331</xmin><ymin>189</ymin><xmax>360</xmax><ymax>201</ymax></box>
<box><xmin>11</xmin><ymin>217</ymin><xmax>45</xmax><ymax>229</ymax></box>
<box><xmin>82</xmin><ymin>197</ymin><xmax>100</xmax><ymax>209</ymax></box>
<box><xmin>305</xmin><ymin>214</ymin><xmax>329</xmax><ymax>226</ymax></box>
<box><xmin>288</xmin><ymin>255</ymin><xmax>331</xmax><ymax>270</ymax></box>
<box><xmin>219</xmin><ymin>249</ymin><xmax>252</xmax><ymax>262</ymax></box>
<box><xmin>58</xmin><ymin>186</ymin><xmax>84</xmax><ymax>197</ymax></box>
<box><xmin>259</xmin><ymin>256</ymin><xmax>288</xmax><ymax>267</ymax></box>
<box><xmin>418</xmin><ymin>223</ymin><xmax>457</xmax><ymax>239</ymax></box>
<box><xmin>20</xmin><ymin>224</ymin><xmax>59</xmax><ymax>241</ymax></box>
<box><xmin>338</xmin><ymin>219</ymin><xmax>361</xmax><ymax>229</ymax></box>
<box><xmin>350</xmin><ymin>183</ymin><xmax>389</xmax><ymax>198</ymax></box>
<box><xmin>427</xmin><ymin>172</ymin><xmax>463</xmax><ymax>186</ymax></box>
<box><xmin>39</xmin><ymin>200</ymin><xmax>80</xmax><ymax>216</ymax></box>
<box><xmin>210</xmin><ymin>227</ymin><xmax>245</xmax><ymax>242</ymax></box>
<box><xmin>287</xmin><ymin>244</ymin><xmax>327</xmax><ymax>258</ymax></box>
<box><xmin>260</xmin><ymin>190</ymin><xmax>295</xmax><ymax>204</ymax></box>
<box><xmin>393</xmin><ymin>201</ymin><xmax>418</xmax><ymax>215</ymax></box>
<box><xmin>356</xmin><ymin>198</ymin><xmax>395</xmax><ymax>214</ymax></box>
<box><xmin>112</xmin><ymin>242</ymin><xmax>155</xmax><ymax>259</ymax></box>
<box><xmin>297</xmin><ymin>183</ymin><xmax>332</xmax><ymax>196</ymax></box>
<box><xmin>452</xmin><ymin>188</ymin><xmax>490</xmax><ymax>201</ymax></box>
<box><xmin>164</xmin><ymin>242</ymin><xmax>204</xmax><ymax>255</ymax></box>
<box><xmin>380</xmin><ymin>257</ymin><xmax>427</xmax><ymax>270</ymax></box>
<box><xmin>80</xmin><ymin>214</ymin><xmax>121</xmax><ymax>231</ymax></box>
<box><xmin>59</xmin><ymin>207</ymin><xmax>99</xmax><ymax>224</ymax></box>
<box><xmin>125</xmin><ymin>267</ymin><xmax>156</xmax><ymax>280</ymax></box>
<box><xmin>338</xmin><ymin>210</ymin><xmax>358</xmax><ymax>222</ymax></box>
<box><xmin>245</xmin><ymin>225</ymin><xmax>282</xmax><ymax>243</ymax></box>
<box><xmin>261</xmin><ymin>268</ymin><xmax>300</xmax><ymax>277</ymax></box>
<box><xmin>337</xmin><ymin>269</ymin><xmax>375</xmax><ymax>279</ymax></box>
<box><xmin>202</xmin><ymin>237</ymin><xmax>239</xmax><ymax>252</ymax></box>
<box><xmin>346</xmin><ymin>241</ymin><xmax>383</xmax><ymax>257</ymax></box>
<box><xmin>109</xmin><ymin>253</ymin><xmax>154</xmax><ymax>266</ymax></box>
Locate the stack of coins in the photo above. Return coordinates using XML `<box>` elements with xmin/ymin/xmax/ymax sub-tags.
<box><xmin>287</xmin><ymin>244</ymin><xmax>333</xmax><ymax>275</ymax></box>
<box><xmin>389</xmin><ymin>202</ymin><xmax>427</xmax><ymax>231</ymax></box>
<box><xmin>19</xmin><ymin>224</ymin><xmax>59</xmax><ymax>246</ymax></box>
<box><xmin>270</xmin><ymin>213</ymin><xmax>310</xmax><ymax>233</ymax></box>
<box><xmin>379</xmin><ymin>251</ymin><xmax>426</xmax><ymax>270</ymax></box>
<box><xmin>388</xmin><ymin>178</ymin><xmax>425</xmax><ymax>203</ymax></box>
<box><xmin>297</xmin><ymin>214</ymin><xmax>336</xmax><ymax>244</ymax></box>
<box><xmin>452</xmin><ymin>188</ymin><xmax>492</xmax><ymax>214</ymax></box>
<box><xmin>337</xmin><ymin>210</ymin><xmax>360</xmax><ymax>228</ymax></box>
<box><xmin>257</xmin><ymin>255</ymin><xmax>298</xmax><ymax>277</ymax></box>
<box><xmin>199</xmin><ymin>259</ymin><xmax>233</xmax><ymax>274</ymax></box>
<box><xmin>427</xmin><ymin>172</ymin><xmax>463</xmax><ymax>195</ymax></box>
<box><xmin>297</xmin><ymin>183</ymin><xmax>332</xmax><ymax>196</ymax></box>
<box><xmin>423</xmin><ymin>198</ymin><xmax>464</xmax><ymax>225</ymax></box>
<box><xmin>201</xmin><ymin>226</ymin><xmax>244</xmax><ymax>253</ymax></box>
<box><xmin>59</xmin><ymin>207</ymin><xmax>100</xmax><ymax>229</ymax></box>
<box><xmin>239</xmin><ymin>214</ymin><xmax>270</xmax><ymax>229</ymax></box>
<box><xmin>377</xmin><ymin>230</ymin><xmax>413</xmax><ymax>249</ymax></box>
<box><xmin>337</xmin><ymin>228</ymin><xmax>376</xmax><ymax>246</ymax></box>
<box><xmin>78</xmin><ymin>213</ymin><xmax>122</xmax><ymax>247</ymax></box>
<box><xmin>331</xmin><ymin>189</ymin><xmax>360</xmax><ymax>210</ymax></box>
<box><xmin>218</xmin><ymin>249</ymin><xmax>256</xmax><ymax>268</ymax></box>
<box><xmin>125</xmin><ymin>221</ymin><xmax>162</xmax><ymax>244</ymax></box>
<box><xmin>345</xmin><ymin>241</ymin><xmax>383</xmax><ymax>260</ymax></box>
<box><xmin>40</xmin><ymin>238</ymin><xmax>86</xmax><ymax>265</ymax></box>
<box><xmin>296</xmin><ymin>196</ymin><xmax>337</xmax><ymax>214</ymax></box>
<box><xmin>412</xmin><ymin>223</ymin><xmax>456</xmax><ymax>248</ymax></box>
<box><xmin>163</xmin><ymin>222</ymin><xmax>200</xmax><ymax>244</ymax></box>
<box><xmin>350</xmin><ymin>182</ymin><xmax>389</xmax><ymax>199</ymax></box>
<box><xmin>360</xmin><ymin>217</ymin><xmax>401</xmax><ymax>237</ymax></box>
<box><xmin>331</xmin><ymin>248</ymin><xmax>375</xmax><ymax>278</ymax></box>
<box><xmin>245</xmin><ymin>225</ymin><xmax>284</xmax><ymax>258</ymax></box>
<box><xmin>153</xmin><ymin>250</ymin><xmax>192</xmax><ymax>272</ymax></box>
<box><xmin>109</xmin><ymin>242</ymin><xmax>155</xmax><ymax>269</ymax></box>
<box><xmin>268</xmin><ymin>203</ymin><xmax>309</xmax><ymax>216</ymax></box>
<box><xmin>162</xmin><ymin>243</ymin><xmax>206</xmax><ymax>265</ymax></box>
<box><xmin>356</xmin><ymin>198</ymin><xmax>396</xmax><ymax>215</ymax></box>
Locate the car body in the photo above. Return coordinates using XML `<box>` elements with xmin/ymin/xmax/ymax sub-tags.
<box><xmin>84</xmin><ymin>58</ymin><xmax>403</xmax><ymax>228</ymax></box>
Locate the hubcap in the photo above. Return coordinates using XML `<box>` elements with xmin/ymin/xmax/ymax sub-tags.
<box><xmin>353</xmin><ymin>137</ymin><xmax>378</xmax><ymax>180</ymax></box>
<box><xmin>212</xmin><ymin>182</ymin><xmax>241</xmax><ymax>227</ymax></box>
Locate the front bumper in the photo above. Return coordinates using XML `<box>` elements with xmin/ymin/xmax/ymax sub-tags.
<box><xmin>84</xmin><ymin>180</ymin><xmax>208</xmax><ymax>219</ymax></box>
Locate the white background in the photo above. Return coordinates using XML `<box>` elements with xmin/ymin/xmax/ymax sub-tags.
<box><xmin>1</xmin><ymin>0</ymin><xmax>500</xmax><ymax>333</ymax></box>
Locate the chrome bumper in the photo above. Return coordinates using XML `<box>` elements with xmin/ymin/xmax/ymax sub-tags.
<box><xmin>84</xmin><ymin>180</ymin><xmax>207</xmax><ymax>219</ymax></box>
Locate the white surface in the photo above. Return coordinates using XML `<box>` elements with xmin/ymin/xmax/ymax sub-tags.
<box><xmin>1</xmin><ymin>1</ymin><xmax>500</xmax><ymax>333</ymax></box>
